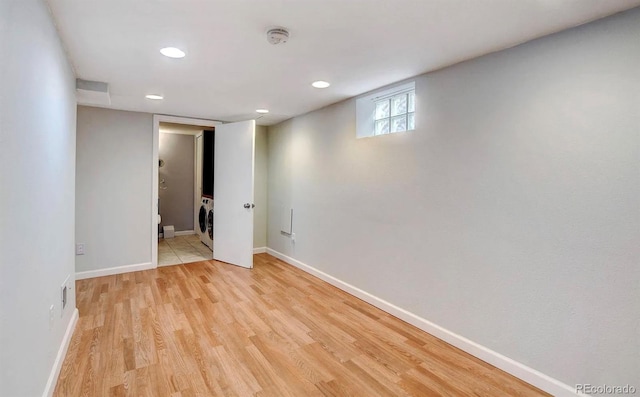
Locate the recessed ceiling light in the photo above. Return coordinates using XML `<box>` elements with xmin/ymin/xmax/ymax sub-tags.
<box><xmin>145</xmin><ymin>94</ymin><xmax>163</xmax><ymax>100</ymax></box>
<box><xmin>312</xmin><ymin>80</ymin><xmax>330</xmax><ymax>88</ymax></box>
<box><xmin>160</xmin><ymin>47</ymin><xmax>186</xmax><ymax>58</ymax></box>
<box><xmin>256</xmin><ymin>109</ymin><xmax>269</xmax><ymax>114</ymax></box>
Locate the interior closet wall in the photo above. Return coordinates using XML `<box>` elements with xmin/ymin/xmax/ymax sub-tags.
<box><xmin>159</xmin><ymin>132</ymin><xmax>195</xmax><ymax>232</ymax></box>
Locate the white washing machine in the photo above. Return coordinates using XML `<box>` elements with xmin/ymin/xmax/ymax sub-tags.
<box><xmin>203</xmin><ymin>198</ymin><xmax>214</xmax><ymax>250</ymax></box>
<box><xmin>198</xmin><ymin>197</ymin><xmax>212</xmax><ymax>248</ymax></box>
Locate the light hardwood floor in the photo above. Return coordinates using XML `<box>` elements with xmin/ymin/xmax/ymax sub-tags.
<box><xmin>54</xmin><ymin>254</ymin><xmax>549</xmax><ymax>397</ymax></box>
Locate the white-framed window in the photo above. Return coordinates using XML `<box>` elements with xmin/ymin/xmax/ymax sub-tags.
<box><xmin>356</xmin><ymin>81</ymin><xmax>415</xmax><ymax>139</ymax></box>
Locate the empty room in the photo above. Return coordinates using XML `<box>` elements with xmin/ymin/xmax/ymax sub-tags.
<box><xmin>1</xmin><ymin>1</ymin><xmax>638</xmax><ymax>396</ymax></box>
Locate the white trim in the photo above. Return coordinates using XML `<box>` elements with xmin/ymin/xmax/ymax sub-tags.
<box><xmin>253</xmin><ymin>247</ymin><xmax>267</xmax><ymax>254</ymax></box>
<box><xmin>75</xmin><ymin>262</ymin><xmax>154</xmax><ymax>280</ymax></box>
<box><xmin>42</xmin><ymin>308</ymin><xmax>79</xmax><ymax>397</ymax></box>
<box><xmin>154</xmin><ymin>114</ymin><xmax>220</xmax><ymax>127</ymax></box>
<box><xmin>152</xmin><ymin>115</ymin><xmax>159</xmax><ymax>269</ymax></box>
<box><xmin>152</xmin><ymin>115</ymin><xmax>222</xmax><ymax>269</ymax></box>
<box><xmin>194</xmin><ymin>131</ymin><xmax>204</xmax><ymax>236</ymax></box>
<box><xmin>160</xmin><ymin>127</ymin><xmax>204</xmax><ymax>136</ymax></box>
<box><xmin>265</xmin><ymin>248</ymin><xmax>578</xmax><ymax>397</ymax></box>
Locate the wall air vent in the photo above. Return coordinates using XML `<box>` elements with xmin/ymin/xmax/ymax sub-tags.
<box><xmin>76</xmin><ymin>78</ymin><xmax>111</xmax><ymax>106</ymax></box>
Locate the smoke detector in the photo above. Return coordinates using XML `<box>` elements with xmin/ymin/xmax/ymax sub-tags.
<box><xmin>266</xmin><ymin>27</ymin><xmax>290</xmax><ymax>45</ymax></box>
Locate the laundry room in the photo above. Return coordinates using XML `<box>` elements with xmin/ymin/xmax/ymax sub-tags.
<box><xmin>157</xmin><ymin>122</ymin><xmax>213</xmax><ymax>266</ymax></box>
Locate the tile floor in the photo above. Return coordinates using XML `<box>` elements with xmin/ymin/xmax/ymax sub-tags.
<box><xmin>158</xmin><ymin>234</ymin><xmax>212</xmax><ymax>266</ymax></box>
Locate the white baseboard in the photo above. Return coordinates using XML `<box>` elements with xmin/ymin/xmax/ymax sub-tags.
<box><xmin>42</xmin><ymin>308</ymin><xmax>79</xmax><ymax>397</ymax></box>
<box><xmin>265</xmin><ymin>248</ymin><xmax>577</xmax><ymax>397</ymax></box>
<box><xmin>159</xmin><ymin>230</ymin><xmax>195</xmax><ymax>238</ymax></box>
<box><xmin>76</xmin><ymin>262</ymin><xmax>154</xmax><ymax>280</ymax></box>
<box><xmin>253</xmin><ymin>247</ymin><xmax>267</xmax><ymax>254</ymax></box>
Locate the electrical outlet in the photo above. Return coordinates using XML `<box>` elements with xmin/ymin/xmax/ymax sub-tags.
<box><xmin>49</xmin><ymin>305</ymin><xmax>55</xmax><ymax>330</ymax></box>
<box><xmin>75</xmin><ymin>243</ymin><xmax>85</xmax><ymax>255</ymax></box>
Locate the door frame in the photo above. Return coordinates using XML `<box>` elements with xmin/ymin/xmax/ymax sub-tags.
<box><xmin>194</xmin><ymin>131</ymin><xmax>204</xmax><ymax>233</ymax></box>
<box><xmin>152</xmin><ymin>115</ymin><xmax>221</xmax><ymax>268</ymax></box>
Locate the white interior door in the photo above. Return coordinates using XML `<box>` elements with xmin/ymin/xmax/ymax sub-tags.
<box><xmin>213</xmin><ymin>120</ymin><xmax>255</xmax><ymax>268</ymax></box>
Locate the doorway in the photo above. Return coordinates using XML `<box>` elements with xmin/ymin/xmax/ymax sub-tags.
<box><xmin>152</xmin><ymin>115</ymin><xmax>221</xmax><ymax>268</ymax></box>
<box><xmin>151</xmin><ymin>115</ymin><xmax>256</xmax><ymax>269</ymax></box>
<box><xmin>157</xmin><ymin>122</ymin><xmax>214</xmax><ymax>266</ymax></box>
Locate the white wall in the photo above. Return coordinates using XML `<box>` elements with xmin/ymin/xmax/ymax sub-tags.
<box><xmin>77</xmin><ymin>109</ymin><xmax>267</xmax><ymax>273</ymax></box>
<box><xmin>267</xmin><ymin>8</ymin><xmax>640</xmax><ymax>391</ymax></box>
<box><xmin>76</xmin><ymin>106</ymin><xmax>152</xmax><ymax>274</ymax></box>
<box><xmin>0</xmin><ymin>1</ymin><xmax>78</xmax><ymax>395</ymax></box>
<box><xmin>254</xmin><ymin>125</ymin><xmax>268</xmax><ymax>248</ymax></box>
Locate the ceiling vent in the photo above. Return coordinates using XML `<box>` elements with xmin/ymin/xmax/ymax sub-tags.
<box><xmin>266</xmin><ymin>27</ymin><xmax>290</xmax><ymax>45</ymax></box>
<box><xmin>76</xmin><ymin>78</ymin><xmax>111</xmax><ymax>106</ymax></box>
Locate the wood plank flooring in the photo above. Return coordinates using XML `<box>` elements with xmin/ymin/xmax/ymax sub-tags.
<box><xmin>54</xmin><ymin>254</ymin><xmax>549</xmax><ymax>397</ymax></box>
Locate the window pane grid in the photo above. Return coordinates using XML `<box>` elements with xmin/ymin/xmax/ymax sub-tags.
<box><xmin>391</xmin><ymin>94</ymin><xmax>407</xmax><ymax>116</ymax></box>
<box><xmin>373</xmin><ymin>90</ymin><xmax>415</xmax><ymax>135</ymax></box>
<box><xmin>375</xmin><ymin>119</ymin><xmax>389</xmax><ymax>135</ymax></box>
<box><xmin>375</xmin><ymin>99</ymin><xmax>390</xmax><ymax>120</ymax></box>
